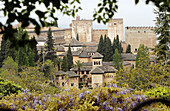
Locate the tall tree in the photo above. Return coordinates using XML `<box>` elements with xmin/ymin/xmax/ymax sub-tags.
<box><xmin>5</xmin><ymin>40</ymin><xmax>16</xmax><ymax>61</ymax></box>
<box><xmin>32</xmin><ymin>36</ymin><xmax>39</xmax><ymax>63</ymax></box>
<box><xmin>126</xmin><ymin>44</ymin><xmax>131</xmax><ymax>53</ymax></box>
<box><xmin>112</xmin><ymin>35</ymin><xmax>123</xmax><ymax>54</ymax></box>
<box><xmin>136</xmin><ymin>44</ymin><xmax>149</xmax><ymax>68</ymax></box>
<box><xmin>67</xmin><ymin>45</ymin><xmax>73</xmax><ymax>70</ymax></box>
<box><xmin>39</xmin><ymin>48</ymin><xmax>43</xmax><ymax>63</ymax></box>
<box><xmin>104</xmin><ymin>37</ymin><xmax>113</xmax><ymax>61</ymax></box>
<box><xmin>154</xmin><ymin>7</ymin><xmax>170</xmax><ymax>61</ymax></box>
<box><xmin>61</xmin><ymin>56</ymin><xmax>68</xmax><ymax>72</ymax></box>
<box><xmin>103</xmin><ymin>34</ymin><xmax>107</xmax><ymax>58</ymax></box>
<box><xmin>0</xmin><ymin>35</ymin><xmax>7</xmax><ymax>67</ymax></box>
<box><xmin>75</xmin><ymin>60</ymin><xmax>83</xmax><ymax>75</ymax></box>
<box><xmin>112</xmin><ymin>49</ymin><xmax>122</xmax><ymax>70</ymax></box>
<box><xmin>45</xmin><ymin>28</ymin><xmax>56</xmax><ymax>62</ymax></box>
<box><xmin>97</xmin><ymin>35</ymin><xmax>104</xmax><ymax>55</ymax></box>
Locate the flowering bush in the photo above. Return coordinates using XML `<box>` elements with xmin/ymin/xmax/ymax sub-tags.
<box><xmin>0</xmin><ymin>84</ymin><xmax>148</xmax><ymax>111</ymax></box>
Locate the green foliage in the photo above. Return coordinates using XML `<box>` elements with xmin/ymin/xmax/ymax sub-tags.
<box><xmin>0</xmin><ymin>35</ymin><xmax>6</xmax><ymax>67</ymax></box>
<box><xmin>112</xmin><ymin>49</ymin><xmax>122</xmax><ymax>70</ymax></box>
<box><xmin>104</xmin><ymin>37</ymin><xmax>113</xmax><ymax>61</ymax></box>
<box><xmin>144</xmin><ymin>86</ymin><xmax>170</xmax><ymax>101</ymax></box>
<box><xmin>2</xmin><ymin>56</ymin><xmax>18</xmax><ymax>73</ymax></box>
<box><xmin>113</xmin><ymin>35</ymin><xmax>123</xmax><ymax>53</ymax></box>
<box><xmin>43</xmin><ymin>59</ymin><xmax>55</xmax><ymax>79</ymax></box>
<box><xmin>154</xmin><ymin>7</ymin><xmax>170</xmax><ymax>61</ymax></box>
<box><xmin>75</xmin><ymin>60</ymin><xmax>83</xmax><ymax>75</ymax></box>
<box><xmin>136</xmin><ymin>44</ymin><xmax>149</xmax><ymax>68</ymax></box>
<box><xmin>45</xmin><ymin>28</ymin><xmax>56</xmax><ymax>62</ymax></box>
<box><xmin>0</xmin><ymin>78</ymin><xmax>22</xmax><ymax>98</ymax></box>
<box><xmin>97</xmin><ymin>35</ymin><xmax>104</xmax><ymax>56</ymax></box>
<box><xmin>61</xmin><ymin>56</ymin><xmax>68</xmax><ymax>72</ymax></box>
<box><xmin>126</xmin><ymin>44</ymin><xmax>131</xmax><ymax>53</ymax></box>
<box><xmin>116</xmin><ymin>60</ymin><xmax>170</xmax><ymax>91</ymax></box>
<box><xmin>67</xmin><ymin>45</ymin><xmax>73</xmax><ymax>70</ymax></box>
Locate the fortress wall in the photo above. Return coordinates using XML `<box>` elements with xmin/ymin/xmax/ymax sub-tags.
<box><xmin>92</xmin><ymin>29</ymin><xmax>108</xmax><ymax>43</ymax></box>
<box><xmin>108</xmin><ymin>19</ymin><xmax>123</xmax><ymax>42</ymax></box>
<box><xmin>72</xmin><ymin>20</ymin><xmax>93</xmax><ymax>42</ymax></box>
<box><xmin>64</xmin><ymin>28</ymin><xmax>72</xmax><ymax>42</ymax></box>
<box><xmin>125</xmin><ymin>27</ymin><xmax>156</xmax><ymax>53</ymax></box>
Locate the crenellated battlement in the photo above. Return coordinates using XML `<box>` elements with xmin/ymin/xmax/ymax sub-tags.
<box><xmin>125</xmin><ymin>26</ymin><xmax>155</xmax><ymax>30</ymax></box>
<box><xmin>93</xmin><ymin>29</ymin><xmax>108</xmax><ymax>31</ymax></box>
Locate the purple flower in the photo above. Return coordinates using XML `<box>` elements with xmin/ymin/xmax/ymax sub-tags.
<box><xmin>112</xmin><ymin>84</ymin><xmax>117</xmax><ymax>87</ymax></box>
<box><xmin>12</xmin><ymin>105</ymin><xmax>15</xmax><ymax>111</ymax></box>
<box><xmin>136</xmin><ymin>96</ymin><xmax>140</xmax><ymax>103</ymax></box>
<box><xmin>69</xmin><ymin>98</ymin><xmax>73</xmax><ymax>102</ymax></box>
<box><xmin>108</xmin><ymin>83</ymin><xmax>111</xmax><ymax>88</ymax></box>
<box><xmin>103</xmin><ymin>102</ymin><xmax>107</xmax><ymax>109</ymax></box>
<box><xmin>111</xmin><ymin>97</ymin><xmax>117</xmax><ymax>103</ymax></box>
<box><xmin>47</xmin><ymin>94</ymin><xmax>50</xmax><ymax>97</ymax></box>
<box><xmin>143</xmin><ymin>109</ymin><xmax>147</xmax><ymax>111</ymax></box>
<box><xmin>23</xmin><ymin>97</ymin><xmax>27</xmax><ymax>101</ymax></box>
<box><xmin>43</xmin><ymin>97</ymin><xmax>46</xmax><ymax>102</ymax></box>
<box><xmin>141</xmin><ymin>95</ymin><xmax>145</xmax><ymax>101</ymax></box>
<box><xmin>109</xmin><ymin>106</ymin><xmax>113</xmax><ymax>111</ymax></box>
<box><xmin>22</xmin><ymin>106</ymin><xmax>25</xmax><ymax>110</ymax></box>
<box><xmin>97</xmin><ymin>94</ymin><xmax>100</xmax><ymax>102</ymax></box>
<box><xmin>86</xmin><ymin>91</ymin><xmax>91</xmax><ymax>94</ymax></box>
<box><xmin>118</xmin><ymin>108</ymin><xmax>123</xmax><ymax>111</ymax></box>
<box><xmin>79</xmin><ymin>93</ymin><xmax>84</xmax><ymax>100</ymax></box>
<box><xmin>39</xmin><ymin>100</ymin><xmax>43</xmax><ymax>105</ymax></box>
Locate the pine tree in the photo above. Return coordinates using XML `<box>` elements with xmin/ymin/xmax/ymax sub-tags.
<box><xmin>0</xmin><ymin>35</ymin><xmax>7</xmax><ymax>67</ymax></box>
<box><xmin>112</xmin><ymin>49</ymin><xmax>122</xmax><ymax>70</ymax></box>
<box><xmin>126</xmin><ymin>44</ymin><xmax>131</xmax><ymax>53</ymax></box>
<box><xmin>104</xmin><ymin>37</ymin><xmax>113</xmax><ymax>61</ymax></box>
<box><xmin>97</xmin><ymin>35</ymin><xmax>104</xmax><ymax>55</ymax></box>
<box><xmin>136</xmin><ymin>44</ymin><xmax>149</xmax><ymax>68</ymax></box>
<box><xmin>45</xmin><ymin>28</ymin><xmax>56</xmax><ymax>61</ymax></box>
<box><xmin>154</xmin><ymin>8</ymin><xmax>170</xmax><ymax>61</ymax></box>
<box><xmin>61</xmin><ymin>56</ymin><xmax>68</xmax><ymax>72</ymax></box>
<box><xmin>67</xmin><ymin>45</ymin><xmax>73</xmax><ymax>70</ymax></box>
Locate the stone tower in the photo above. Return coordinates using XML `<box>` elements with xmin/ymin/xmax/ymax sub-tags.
<box><xmin>72</xmin><ymin>16</ymin><xmax>92</xmax><ymax>42</ymax></box>
<box><xmin>108</xmin><ymin>19</ymin><xmax>123</xmax><ymax>42</ymax></box>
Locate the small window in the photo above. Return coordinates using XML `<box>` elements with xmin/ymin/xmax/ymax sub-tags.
<box><xmin>88</xmin><ymin>78</ymin><xmax>89</xmax><ymax>80</ymax></box>
<box><xmin>80</xmin><ymin>78</ymin><xmax>82</xmax><ymax>82</ymax></box>
<box><xmin>135</xmin><ymin>48</ymin><xmax>137</xmax><ymax>52</ymax></box>
<box><xmin>144</xmin><ymin>31</ymin><xmax>146</xmax><ymax>33</ymax></box>
<box><xmin>114</xmin><ymin>23</ymin><xmax>116</xmax><ymax>25</ymax></box>
<box><xmin>86</xmin><ymin>71</ymin><xmax>89</xmax><ymax>74</ymax></box>
<box><xmin>75</xmin><ymin>71</ymin><xmax>77</xmax><ymax>74</ymax></box>
<box><xmin>62</xmin><ymin>82</ymin><xmax>64</xmax><ymax>86</ymax></box>
<box><xmin>81</xmin><ymin>71</ymin><xmax>84</xmax><ymax>74</ymax></box>
<box><xmin>62</xmin><ymin>76</ymin><xmax>64</xmax><ymax>80</ymax></box>
<box><xmin>71</xmin><ymin>83</ymin><xmax>74</xmax><ymax>86</ymax></box>
<box><xmin>138</xmin><ymin>31</ymin><xmax>140</xmax><ymax>33</ymax></box>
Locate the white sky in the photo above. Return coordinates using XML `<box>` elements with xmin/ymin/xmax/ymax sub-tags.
<box><xmin>0</xmin><ymin>0</ymin><xmax>157</xmax><ymax>29</ymax></box>
<box><xmin>57</xmin><ymin>0</ymin><xmax>157</xmax><ymax>29</ymax></box>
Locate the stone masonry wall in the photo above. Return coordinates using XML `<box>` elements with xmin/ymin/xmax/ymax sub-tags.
<box><xmin>125</xmin><ymin>27</ymin><xmax>156</xmax><ymax>53</ymax></box>
<box><xmin>92</xmin><ymin>29</ymin><xmax>108</xmax><ymax>43</ymax></box>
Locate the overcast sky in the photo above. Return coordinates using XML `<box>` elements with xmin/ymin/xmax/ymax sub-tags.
<box><xmin>0</xmin><ymin>0</ymin><xmax>156</xmax><ymax>29</ymax></box>
<box><xmin>57</xmin><ymin>0</ymin><xmax>156</xmax><ymax>29</ymax></box>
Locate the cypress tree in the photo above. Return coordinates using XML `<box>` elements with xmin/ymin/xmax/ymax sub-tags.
<box><xmin>103</xmin><ymin>34</ymin><xmax>107</xmax><ymax>58</ymax></box>
<box><xmin>136</xmin><ymin>44</ymin><xmax>149</xmax><ymax>68</ymax></box>
<box><xmin>39</xmin><ymin>47</ymin><xmax>43</xmax><ymax>63</ymax></box>
<box><xmin>5</xmin><ymin>40</ymin><xmax>16</xmax><ymax>61</ymax></box>
<box><xmin>97</xmin><ymin>35</ymin><xmax>104</xmax><ymax>55</ymax></box>
<box><xmin>112</xmin><ymin>38</ymin><xmax>116</xmax><ymax>54</ymax></box>
<box><xmin>104</xmin><ymin>37</ymin><xmax>113</xmax><ymax>61</ymax></box>
<box><xmin>112</xmin><ymin>49</ymin><xmax>122</xmax><ymax>70</ymax></box>
<box><xmin>0</xmin><ymin>35</ymin><xmax>7</xmax><ymax>67</ymax></box>
<box><xmin>67</xmin><ymin>45</ymin><xmax>73</xmax><ymax>70</ymax></box>
<box><xmin>45</xmin><ymin>28</ymin><xmax>56</xmax><ymax>61</ymax></box>
<box><xmin>126</xmin><ymin>44</ymin><xmax>131</xmax><ymax>53</ymax></box>
<box><xmin>61</xmin><ymin>56</ymin><xmax>68</xmax><ymax>72</ymax></box>
<box><xmin>33</xmin><ymin>36</ymin><xmax>39</xmax><ymax>63</ymax></box>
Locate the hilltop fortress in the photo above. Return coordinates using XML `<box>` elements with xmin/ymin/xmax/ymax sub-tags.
<box><xmin>0</xmin><ymin>16</ymin><xmax>156</xmax><ymax>54</ymax></box>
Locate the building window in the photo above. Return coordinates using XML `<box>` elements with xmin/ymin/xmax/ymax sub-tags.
<box><xmin>135</xmin><ymin>48</ymin><xmax>137</xmax><ymax>52</ymax></box>
<box><xmin>75</xmin><ymin>71</ymin><xmax>77</xmax><ymax>74</ymax></box>
<box><xmin>62</xmin><ymin>76</ymin><xmax>64</xmax><ymax>80</ymax></box>
<box><xmin>80</xmin><ymin>78</ymin><xmax>82</xmax><ymax>82</ymax></box>
<box><xmin>144</xmin><ymin>31</ymin><xmax>146</xmax><ymax>33</ymax></box>
<box><xmin>81</xmin><ymin>71</ymin><xmax>84</xmax><ymax>74</ymax></box>
<box><xmin>114</xmin><ymin>23</ymin><xmax>116</xmax><ymax>25</ymax></box>
<box><xmin>138</xmin><ymin>31</ymin><xmax>140</xmax><ymax>33</ymax></box>
<box><xmin>71</xmin><ymin>83</ymin><xmax>74</xmax><ymax>86</ymax></box>
<box><xmin>62</xmin><ymin>82</ymin><xmax>64</xmax><ymax>86</ymax></box>
<box><xmin>86</xmin><ymin>71</ymin><xmax>89</xmax><ymax>74</ymax></box>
